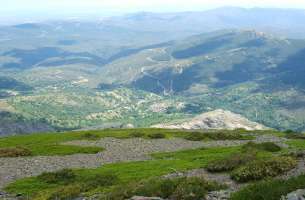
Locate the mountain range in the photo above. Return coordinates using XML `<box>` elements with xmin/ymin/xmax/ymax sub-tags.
<box><xmin>1</xmin><ymin>7</ymin><xmax>305</xmax><ymax>135</ymax></box>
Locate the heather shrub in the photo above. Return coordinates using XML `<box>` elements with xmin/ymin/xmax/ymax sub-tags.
<box><xmin>129</xmin><ymin>132</ymin><xmax>145</xmax><ymax>138</ymax></box>
<box><xmin>0</xmin><ymin>147</ymin><xmax>32</xmax><ymax>157</ymax></box>
<box><xmin>48</xmin><ymin>184</ymin><xmax>83</xmax><ymax>200</ymax></box>
<box><xmin>242</xmin><ymin>142</ymin><xmax>281</xmax><ymax>152</ymax></box>
<box><xmin>230</xmin><ymin>174</ymin><xmax>305</xmax><ymax>200</ymax></box>
<box><xmin>104</xmin><ymin>177</ymin><xmax>225</xmax><ymax>200</ymax></box>
<box><xmin>231</xmin><ymin>157</ymin><xmax>297</xmax><ymax>182</ymax></box>
<box><xmin>206</xmin><ymin>152</ymin><xmax>256</xmax><ymax>172</ymax></box>
<box><xmin>85</xmin><ymin>173</ymin><xmax>119</xmax><ymax>189</ymax></box>
<box><xmin>38</xmin><ymin>169</ymin><xmax>76</xmax><ymax>184</ymax></box>
<box><xmin>80</xmin><ymin>132</ymin><xmax>100</xmax><ymax>140</ymax></box>
<box><xmin>147</xmin><ymin>133</ymin><xmax>166</xmax><ymax>139</ymax></box>
<box><xmin>171</xmin><ymin>177</ymin><xmax>225</xmax><ymax>200</ymax></box>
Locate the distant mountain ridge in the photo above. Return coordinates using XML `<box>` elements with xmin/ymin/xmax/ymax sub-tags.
<box><xmin>105</xmin><ymin>7</ymin><xmax>305</xmax><ymax>39</ymax></box>
<box><xmin>0</xmin><ymin>8</ymin><xmax>305</xmax><ymax>134</ymax></box>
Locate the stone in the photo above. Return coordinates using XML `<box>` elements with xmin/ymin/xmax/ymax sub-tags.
<box><xmin>282</xmin><ymin>189</ymin><xmax>305</xmax><ymax>200</ymax></box>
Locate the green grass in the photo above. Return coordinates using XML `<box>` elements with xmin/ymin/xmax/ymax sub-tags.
<box><xmin>230</xmin><ymin>175</ymin><xmax>305</xmax><ymax>200</ymax></box>
<box><xmin>0</xmin><ymin>132</ymin><xmax>103</xmax><ymax>156</ymax></box>
<box><xmin>287</xmin><ymin>139</ymin><xmax>305</xmax><ymax>149</ymax></box>
<box><xmin>0</xmin><ymin>129</ymin><xmax>179</xmax><ymax>156</ymax></box>
<box><xmin>6</xmin><ymin>146</ymin><xmax>241</xmax><ymax>199</ymax></box>
<box><xmin>0</xmin><ymin>128</ymin><xmax>258</xmax><ymax>157</ymax></box>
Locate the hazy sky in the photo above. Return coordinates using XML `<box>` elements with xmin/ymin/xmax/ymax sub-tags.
<box><xmin>3</xmin><ymin>0</ymin><xmax>305</xmax><ymax>14</ymax></box>
<box><xmin>1</xmin><ymin>0</ymin><xmax>305</xmax><ymax>24</ymax></box>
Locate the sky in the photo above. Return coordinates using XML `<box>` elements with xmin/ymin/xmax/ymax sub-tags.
<box><xmin>1</xmin><ymin>0</ymin><xmax>305</xmax><ymax>24</ymax></box>
<box><xmin>3</xmin><ymin>0</ymin><xmax>305</xmax><ymax>14</ymax></box>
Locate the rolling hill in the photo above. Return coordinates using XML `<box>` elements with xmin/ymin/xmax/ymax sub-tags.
<box><xmin>0</xmin><ymin>9</ymin><xmax>305</xmax><ymax>134</ymax></box>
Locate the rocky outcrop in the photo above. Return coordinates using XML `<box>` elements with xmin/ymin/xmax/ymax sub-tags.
<box><xmin>152</xmin><ymin>109</ymin><xmax>268</xmax><ymax>130</ymax></box>
<box><xmin>281</xmin><ymin>189</ymin><xmax>305</xmax><ymax>200</ymax></box>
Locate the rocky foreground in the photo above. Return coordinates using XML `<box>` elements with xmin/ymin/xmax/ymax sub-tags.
<box><xmin>0</xmin><ymin>134</ymin><xmax>287</xmax><ymax>199</ymax></box>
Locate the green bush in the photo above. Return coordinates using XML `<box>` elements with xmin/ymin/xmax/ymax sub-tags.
<box><xmin>48</xmin><ymin>184</ymin><xmax>83</xmax><ymax>200</ymax></box>
<box><xmin>285</xmin><ymin>150</ymin><xmax>305</xmax><ymax>158</ymax></box>
<box><xmin>171</xmin><ymin>177</ymin><xmax>225</xmax><ymax>200</ymax></box>
<box><xmin>85</xmin><ymin>173</ymin><xmax>119</xmax><ymax>189</ymax></box>
<box><xmin>284</xmin><ymin>130</ymin><xmax>296</xmax><ymax>134</ymax></box>
<box><xmin>101</xmin><ymin>182</ymin><xmax>137</xmax><ymax>200</ymax></box>
<box><xmin>207</xmin><ymin>132</ymin><xmax>246</xmax><ymax>140</ymax></box>
<box><xmin>38</xmin><ymin>169</ymin><xmax>76</xmax><ymax>184</ymax></box>
<box><xmin>231</xmin><ymin>157</ymin><xmax>297</xmax><ymax>183</ymax></box>
<box><xmin>206</xmin><ymin>152</ymin><xmax>256</xmax><ymax>172</ymax></box>
<box><xmin>80</xmin><ymin>132</ymin><xmax>100</xmax><ymax>140</ymax></box>
<box><xmin>184</xmin><ymin>133</ymin><xmax>207</xmax><ymax>141</ymax></box>
<box><xmin>134</xmin><ymin>178</ymin><xmax>181</xmax><ymax>198</ymax></box>
<box><xmin>285</xmin><ymin>133</ymin><xmax>305</xmax><ymax>139</ymax></box>
<box><xmin>230</xmin><ymin>175</ymin><xmax>305</xmax><ymax>200</ymax></box>
<box><xmin>129</xmin><ymin>132</ymin><xmax>145</xmax><ymax>138</ymax></box>
<box><xmin>0</xmin><ymin>147</ymin><xmax>32</xmax><ymax>157</ymax></box>
<box><xmin>242</xmin><ymin>142</ymin><xmax>281</xmax><ymax>152</ymax></box>
<box><xmin>184</xmin><ymin>132</ymin><xmax>250</xmax><ymax>141</ymax></box>
<box><xmin>104</xmin><ymin>177</ymin><xmax>225</xmax><ymax>200</ymax></box>
<box><xmin>147</xmin><ymin>133</ymin><xmax>166</xmax><ymax>139</ymax></box>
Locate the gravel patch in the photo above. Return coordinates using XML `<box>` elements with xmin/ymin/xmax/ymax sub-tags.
<box><xmin>0</xmin><ymin>135</ymin><xmax>287</xmax><ymax>190</ymax></box>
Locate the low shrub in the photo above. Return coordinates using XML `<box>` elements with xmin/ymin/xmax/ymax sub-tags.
<box><xmin>134</xmin><ymin>178</ymin><xmax>181</xmax><ymax>198</ymax></box>
<box><xmin>285</xmin><ymin>150</ymin><xmax>305</xmax><ymax>158</ymax></box>
<box><xmin>285</xmin><ymin>133</ymin><xmax>305</xmax><ymax>139</ymax></box>
<box><xmin>206</xmin><ymin>152</ymin><xmax>256</xmax><ymax>172</ymax></box>
<box><xmin>231</xmin><ymin>157</ymin><xmax>297</xmax><ymax>183</ymax></box>
<box><xmin>230</xmin><ymin>174</ymin><xmax>305</xmax><ymax>200</ymax></box>
<box><xmin>104</xmin><ymin>177</ymin><xmax>226</xmax><ymax>200</ymax></box>
<box><xmin>101</xmin><ymin>182</ymin><xmax>137</xmax><ymax>200</ymax></box>
<box><xmin>242</xmin><ymin>142</ymin><xmax>281</xmax><ymax>152</ymax></box>
<box><xmin>80</xmin><ymin>132</ymin><xmax>100</xmax><ymax>140</ymax></box>
<box><xmin>207</xmin><ymin>132</ymin><xmax>247</xmax><ymax>140</ymax></box>
<box><xmin>171</xmin><ymin>177</ymin><xmax>225</xmax><ymax>200</ymax></box>
<box><xmin>48</xmin><ymin>184</ymin><xmax>83</xmax><ymax>200</ymax></box>
<box><xmin>184</xmin><ymin>132</ymin><xmax>251</xmax><ymax>141</ymax></box>
<box><xmin>0</xmin><ymin>147</ymin><xmax>32</xmax><ymax>157</ymax></box>
<box><xmin>147</xmin><ymin>133</ymin><xmax>166</xmax><ymax>139</ymax></box>
<box><xmin>284</xmin><ymin>130</ymin><xmax>296</xmax><ymax>134</ymax></box>
<box><xmin>38</xmin><ymin>169</ymin><xmax>76</xmax><ymax>184</ymax></box>
<box><xmin>184</xmin><ymin>133</ymin><xmax>207</xmax><ymax>141</ymax></box>
<box><xmin>129</xmin><ymin>132</ymin><xmax>145</xmax><ymax>138</ymax></box>
<box><xmin>85</xmin><ymin>173</ymin><xmax>119</xmax><ymax>190</ymax></box>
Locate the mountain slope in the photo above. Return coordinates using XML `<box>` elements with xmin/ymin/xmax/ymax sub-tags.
<box><xmin>97</xmin><ymin>30</ymin><xmax>305</xmax><ymax>94</ymax></box>
<box><xmin>0</xmin><ymin>111</ymin><xmax>54</xmax><ymax>136</ymax></box>
<box><xmin>152</xmin><ymin>109</ymin><xmax>268</xmax><ymax>130</ymax></box>
<box><xmin>94</xmin><ymin>30</ymin><xmax>305</xmax><ymax>131</ymax></box>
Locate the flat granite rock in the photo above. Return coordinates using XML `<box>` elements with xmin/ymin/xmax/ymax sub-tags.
<box><xmin>281</xmin><ymin>189</ymin><xmax>305</xmax><ymax>200</ymax></box>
